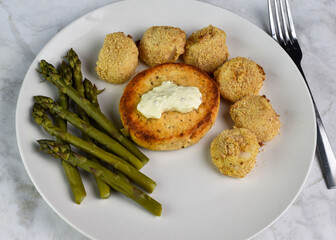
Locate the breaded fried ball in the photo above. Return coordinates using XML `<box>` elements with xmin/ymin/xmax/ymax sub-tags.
<box><xmin>183</xmin><ymin>25</ymin><xmax>229</xmax><ymax>73</ymax></box>
<box><xmin>230</xmin><ymin>95</ymin><xmax>281</xmax><ymax>143</ymax></box>
<box><xmin>214</xmin><ymin>57</ymin><xmax>265</xmax><ymax>102</ymax></box>
<box><xmin>210</xmin><ymin>128</ymin><xmax>259</xmax><ymax>178</ymax></box>
<box><xmin>139</xmin><ymin>26</ymin><xmax>186</xmax><ymax>67</ymax></box>
<box><xmin>96</xmin><ymin>32</ymin><xmax>138</xmax><ymax>84</ymax></box>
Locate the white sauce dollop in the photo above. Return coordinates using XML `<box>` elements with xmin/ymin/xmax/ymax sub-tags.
<box><xmin>137</xmin><ymin>81</ymin><xmax>202</xmax><ymax>119</ymax></box>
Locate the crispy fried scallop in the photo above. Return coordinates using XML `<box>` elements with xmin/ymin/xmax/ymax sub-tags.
<box><xmin>139</xmin><ymin>26</ymin><xmax>186</xmax><ymax>67</ymax></box>
<box><xmin>230</xmin><ymin>95</ymin><xmax>281</xmax><ymax>143</ymax></box>
<box><xmin>183</xmin><ymin>25</ymin><xmax>229</xmax><ymax>73</ymax></box>
<box><xmin>96</xmin><ymin>32</ymin><xmax>138</xmax><ymax>84</ymax></box>
<box><xmin>210</xmin><ymin>128</ymin><xmax>259</xmax><ymax>178</ymax></box>
<box><xmin>214</xmin><ymin>57</ymin><xmax>265</xmax><ymax>102</ymax></box>
<box><xmin>119</xmin><ymin>63</ymin><xmax>220</xmax><ymax>151</ymax></box>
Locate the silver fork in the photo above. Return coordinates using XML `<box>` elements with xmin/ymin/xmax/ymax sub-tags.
<box><xmin>268</xmin><ymin>0</ymin><xmax>336</xmax><ymax>189</ymax></box>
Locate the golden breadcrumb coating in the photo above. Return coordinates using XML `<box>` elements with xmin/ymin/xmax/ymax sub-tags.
<box><xmin>96</xmin><ymin>32</ymin><xmax>138</xmax><ymax>84</ymax></box>
<box><xmin>210</xmin><ymin>128</ymin><xmax>259</xmax><ymax>178</ymax></box>
<box><xmin>230</xmin><ymin>95</ymin><xmax>281</xmax><ymax>143</ymax></box>
<box><xmin>183</xmin><ymin>25</ymin><xmax>229</xmax><ymax>73</ymax></box>
<box><xmin>214</xmin><ymin>57</ymin><xmax>265</xmax><ymax>102</ymax></box>
<box><xmin>139</xmin><ymin>26</ymin><xmax>186</xmax><ymax>67</ymax></box>
<box><xmin>119</xmin><ymin>63</ymin><xmax>220</xmax><ymax>151</ymax></box>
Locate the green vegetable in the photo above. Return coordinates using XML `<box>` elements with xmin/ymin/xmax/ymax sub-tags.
<box><xmin>32</xmin><ymin>104</ymin><xmax>156</xmax><ymax>193</ymax></box>
<box><xmin>56</xmin><ymin>61</ymin><xmax>86</xmax><ymax>204</ymax></box>
<box><xmin>83</xmin><ymin>78</ymin><xmax>131</xmax><ymax>184</ymax></box>
<box><xmin>38</xmin><ymin>59</ymin><xmax>149</xmax><ymax>164</ymax></box>
<box><xmin>38</xmin><ymin>140</ymin><xmax>162</xmax><ymax>216</ymax></box>
<box><xmin>83</xmin><ymin>78</ymin><xmax>104</xmax><ymax>109</ymax></box>
<box><xmin>64</xmin><ymin>50</ymin><xmax>111</xmax><ymax>199</ymax></box>
<box><xmin>34</xmin><ymin>95</ymin><xmax>143</xmax><ymax>170</ymax></box>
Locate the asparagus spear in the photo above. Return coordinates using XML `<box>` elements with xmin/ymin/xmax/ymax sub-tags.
<box><xmin>38</xmin><ymin>140</ymin><xmax>162</xmax><ymax>216</ymax></box>
<box><xmin>38</xmin><ymin>59</ymin><xmax>149</xmax><ymax>164</ymax></box>
<box><xmin>32</xmin><ymin>104</ymin><xmax>156</xmax><ymax>193</ymax></box>
<box><xmin>56</xmin><ymin>61</ymin><xmax>86</xmax><ymax>204</ymax></box>
<box><xmin>56</xmin><ymin>61</ymin><xmax>72</xmax><ymax>138</ymax></box>
<box><xmin>34</xmin><ymin>95</ymin><xmax>143</xmax><ymax>170</ymax></box>
<box><xmin>66</xmin><ymin>50</ymin><xmax>111</xmax><ymax>199</ymax></box>
<box><xmin>83</xmin><ymin>78</ymin><xmax>131</xmax><ymax>184</ymax></box>
<box><xmin>66</xmin><ymin>49</ymin><xmax>83</xmax><ymax>88</ymax></box>
<box><xmin>66</xmin><ymin>49</ymin><xmax>86</xmax><ymax>123</ymax></box>
<box><xmin>83</xmin><ymin>78</ymin><xmax>104</xmax><ymax>109</ymax></box>
<box><xmin>83</xmin><ymin>79</ymin><xmax>110</xmax><ymax>135</ymax></box>
<box><xmin>83</xmin><ymin>79</ymin><xmax>131</xmax><ymax>184</ymax></box>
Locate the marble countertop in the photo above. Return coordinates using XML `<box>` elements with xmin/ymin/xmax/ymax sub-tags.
<box><xmin>1</xmin><ymin>0</ymin><xmax>336</xmax><ymax>239</ymax></box>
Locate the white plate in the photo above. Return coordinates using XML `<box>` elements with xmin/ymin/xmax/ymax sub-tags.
<box><xmin>16</xmin><ymin>0</ymin><xmax>316</xmax><ymax>239</ymax></box>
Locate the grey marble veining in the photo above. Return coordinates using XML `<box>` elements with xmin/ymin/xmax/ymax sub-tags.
<box><xmin>1</xmin><ymin>0</ymin><xmax>335</xmax><ymax>239</ymax></box>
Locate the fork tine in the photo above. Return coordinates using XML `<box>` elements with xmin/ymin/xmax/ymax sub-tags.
<box><xmin>274</xmin><ymin>0</ymin><xmax>285</xmax><ymax>44</ymax></box>
<box><xmin>285</xmin><ymin>0</ymin><xmax>298</xmax><ymax>41</ymax></box>
<box><xmin>268</xmin><ymin>0</ymin><xmax>278</xmax><ymax>42</ymax></box>
<box><xmin>279</xmin><ymin>0</ymin><xmax>291</xmax><ymax>45</ymax></box>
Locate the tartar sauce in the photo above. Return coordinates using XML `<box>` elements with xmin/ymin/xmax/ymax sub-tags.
<box><xmin>137</xmin><ymin>81</ymin><xmax>202</xmax><ymax>119</ymax></box>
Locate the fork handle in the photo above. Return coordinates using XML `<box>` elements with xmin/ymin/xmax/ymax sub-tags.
<box><xmin>295</xmin><ymin>62</ymin><xmax>336</xmax><ymax>189</ymax></box>
<box><xmin>315</xmin><ymin>100</ymin><xmax>336</xmax><ymax>189</ymax></box>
